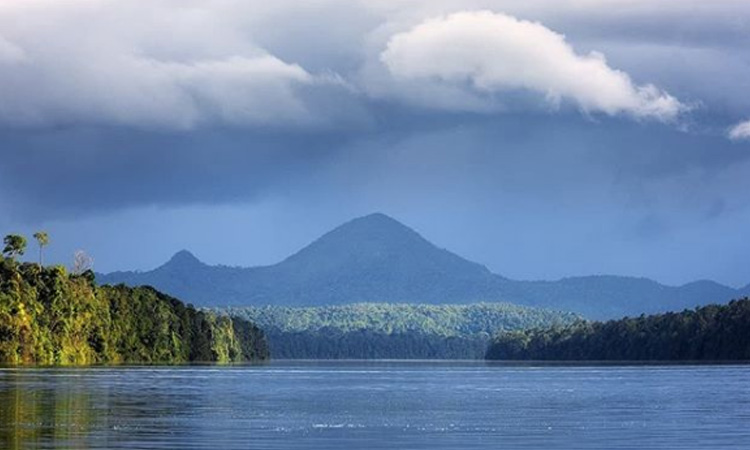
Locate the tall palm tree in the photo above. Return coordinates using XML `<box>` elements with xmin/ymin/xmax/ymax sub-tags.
<box><xmin>33</xmin><ymin>231</ymin><xmax>49</xmax><ymax>266</ymax></box>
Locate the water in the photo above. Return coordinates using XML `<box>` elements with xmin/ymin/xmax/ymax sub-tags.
<box><xmin>1</xmin><ymin>361</ymin><xmax>749</xmax><ymax>449</ymax></box>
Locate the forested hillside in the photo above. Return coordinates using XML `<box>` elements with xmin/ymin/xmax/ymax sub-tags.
<box><xmin>486</xmin><ymin>299</ymin><xmax>750</xmax><ymax>361</ymax></box>
<box><xmin>219</xmin><ymin>303</ymin><xmax>579</xmax><ymax>359</ymax></box>
<box><xmin>0</xmin><ymin>253</ymin><xmax>268</xmax><ymax>365</ymax></box>
<box><xmin>264</xmin><ymin>331</ymin><xmax>490</xmax><ymax>359</ymax></box>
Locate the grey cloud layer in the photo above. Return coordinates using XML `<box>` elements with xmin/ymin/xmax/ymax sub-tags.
<box><xmin>3</xmin><ymin>0</ymin><xmax>741</xmax><ymax>129</ymax></box>
<box><xmin>0</xmin><ymin>0</ymin><xmax>749</xmax><ymax>224</ymax></box>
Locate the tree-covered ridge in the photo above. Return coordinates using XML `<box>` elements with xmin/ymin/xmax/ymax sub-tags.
<box><xmin>0</xmin><ymin>255</ymin><xmax>268</xmax><ymax>365</ymax></box>
<box><xmin>217</xmin><ymin>303</ymin><xmax>579</xmax><ymax>359</ymax></box>
<box><xmin>264</xmin><ymin>330</ymin><xmax>492</xmax><ymax>360</ymax></box>
<box><xmin>486</xmin><ymin>299</ymin><xmax>750</xmax><ymax>361</ymax></box>
<box><xmin>220</xmin><ymin>302</ymin><xmax>580</xmax><ymax>337</ymax></box>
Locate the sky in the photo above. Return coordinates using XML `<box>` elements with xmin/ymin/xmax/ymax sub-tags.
<box><xmin>1</xmin><ymin>0</ymin><xmax>749</xmax><ymax>287</ymax></box>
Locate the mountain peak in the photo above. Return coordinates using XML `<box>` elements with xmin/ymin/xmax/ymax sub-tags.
<box><xmin>163</xmin><ymin>250</ymin><xmax>204</xmax><ymax>269</ymax></box>
<box><xmin>334</xmin><ymin>212</ymin><xmax>418</xmax><ymax>238</ymax></box>
<box><xmin>353</xmin><ymin>212</ymin><xmax>401</xmax><ymax>224</ymax></box>
<box><xmin>279</xmin><ymin>212</ymin><xmax>491</xmax><ymax>281</ymax></box>
<box><xmin>293</xmin><ymin>212</ymin><xmax>428</xmax><ymax>258</ymax></box>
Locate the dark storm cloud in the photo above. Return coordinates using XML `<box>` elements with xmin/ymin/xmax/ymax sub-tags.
<box><xmin>0</xmin><ymin>126</ymin><xmax>361</xmax><ymax>220</ymax></box>
<box><xmin>2</xmin><ymin>105</ymin><xmax>750</xmax><ymax>225</ymax></box>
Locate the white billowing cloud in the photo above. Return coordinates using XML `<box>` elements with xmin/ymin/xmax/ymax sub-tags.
<box><xmin>728</xmin><ymin>120</ymin><xmax>750</xmax><ymax>141</ymax></box>
<box><xmin>380</xmin><ymin>11</ymin><xmax>686</xmax><ymax>121</ymax></box>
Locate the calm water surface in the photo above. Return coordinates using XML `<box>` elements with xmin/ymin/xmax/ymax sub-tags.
<box><xmin>1</xmin><ymin>361</ymin><xmax>749</xmax><ymax>449</ymax></box>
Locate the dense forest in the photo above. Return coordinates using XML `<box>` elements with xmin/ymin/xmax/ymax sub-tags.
<box><xmin>219</xmin><ymin>303</ymin><xmax>579</xmax><ymax>359</ymax></box>
<box><xmin>265</xmin><ymin>329</ymin><xmax>490</xmax><ymax>359</ymax></box>
<box><xmin>0</xmin><ymin>235</ymin><xmax>268</xmax><ymax>365</ymax></box>
<box><xmin>486</xmin><ymin>299</ymin><xmax>750</xmax><ymax>361</ymax></box>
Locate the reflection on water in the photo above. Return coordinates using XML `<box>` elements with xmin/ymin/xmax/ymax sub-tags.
<box><xmin>0</xmin><ymin>370</ymin><xmax>96</xmax><ymax>449</ymax></box>
<box><xmin>1</xmin><ymin>362</ymin><xmax>750</xmax><ymax>449</ymax></box>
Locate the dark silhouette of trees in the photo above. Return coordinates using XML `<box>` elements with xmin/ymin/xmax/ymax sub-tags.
<box><xmin>486</xmin><ymin>299</ymin><xmax>750</xmax><ymax>361</ymax></box>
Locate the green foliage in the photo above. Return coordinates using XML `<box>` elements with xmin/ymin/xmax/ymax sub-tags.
<box><xmin>2</xmin><ymin>235</ymin><xmax>27</xmax><ymax>260</ymax></box>
<box><xmin>32</xmin><ymin>232</ymin><xmax>49</xmax><ymax>247</ymax></box>
<box><xmin>216</xmin><ymin>303</ymin><xmax>579</xmax><ymax>359</ymax></box>
<box><xmin>262</xmin><ymin>330</ymin><xmax>490</xmax><ymax>359</ymax></box>
<box><xmin>0</xmin><ymin>256</ymin><xmax>268</xmax><ymax>365</ymax></box>
<box><xmin>486</xmin><ymin>299</ymin><xmax>750</xmax><ymax>361</ymax></box>
<box><xmin>222</xmin><ymin>302</ymin><xmax>580</xmax><ymax>336</ymax></box>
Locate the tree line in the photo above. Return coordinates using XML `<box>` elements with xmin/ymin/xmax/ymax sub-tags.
<box><xmin>218</xmin><ymin>302</ymin><xmax>579</xmax><ymax>359</ymax></box>
<box><xmin>0</xmin><ymin>233</ymin><xmax>268</xmax><ymax>365</ymax></box>
<box><xmin>486</xmin><ymin>299</ymin><xmax>750</xmax><ymax>361</ymax></box>
<box><xmin>265</xmin><ymin>329</ymin><xmax>490</xmax><ymax>359</ymax></box>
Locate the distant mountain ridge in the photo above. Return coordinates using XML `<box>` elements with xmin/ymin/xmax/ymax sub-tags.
<box><xmin>97</xmin><ymin>213</ymin><xmax>746</xmax><ymax>319</ymax></box>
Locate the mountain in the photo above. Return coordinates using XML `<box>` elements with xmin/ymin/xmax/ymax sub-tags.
<box><xmin>100</xmin><ymin>214</ymin><xmax>502</xmax><ymax>307</ymax></box>
<box><xmin>97</xmin><ymin>213</ymin><xmax>745</xmax><ymax>319</ymax></box>
<box><xmin>497</xmin><ymin>277</ymin><xmax>738</xmax><ymax>320</ymax></box>
<box><xmin>251</xmin><ymin>213</ymin><xmax>501</xmax><ymax>304</ymax></box>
